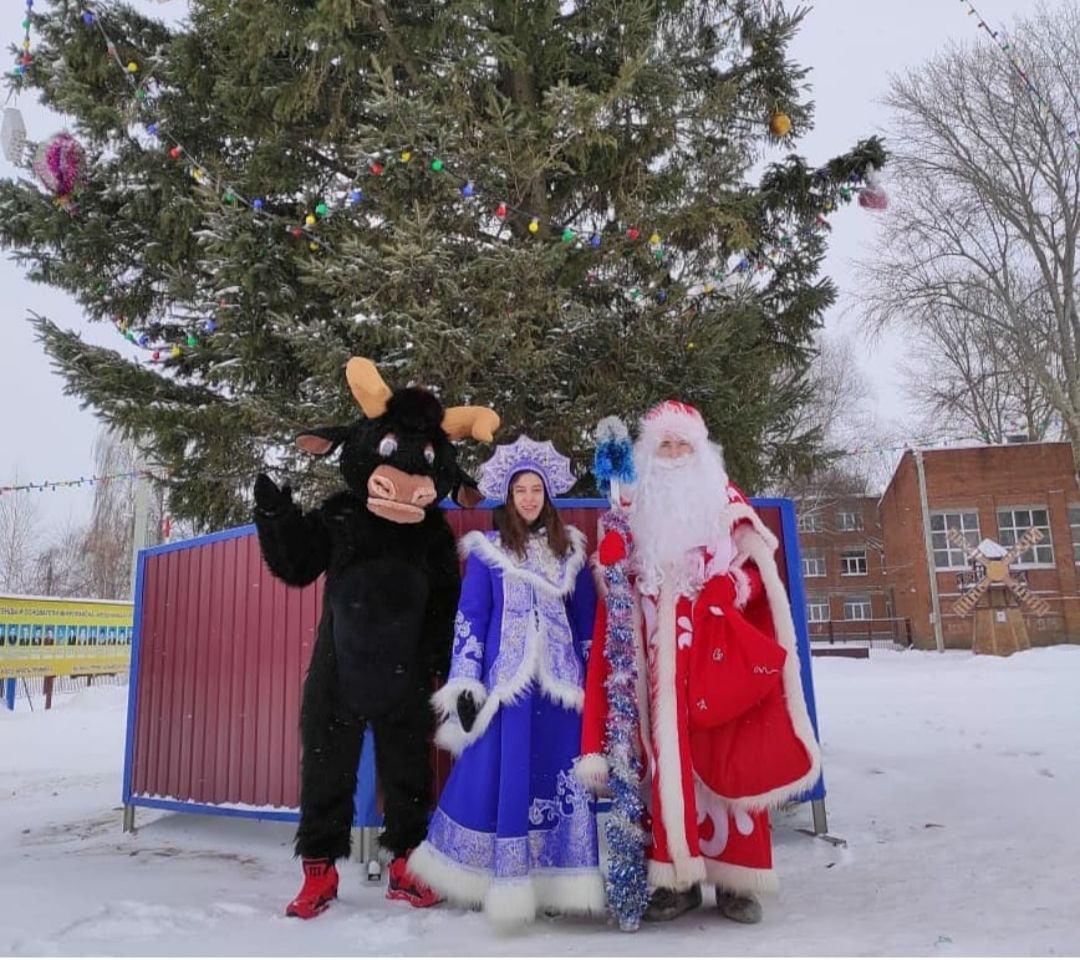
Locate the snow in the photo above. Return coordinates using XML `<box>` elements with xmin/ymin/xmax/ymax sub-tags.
<box><xmin>3</xmin><ymin>647</ymin><xmax>1079</xmax><ymax>956</ymax></box>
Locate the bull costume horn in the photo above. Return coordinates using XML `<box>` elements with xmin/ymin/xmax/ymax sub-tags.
<box><xmin>345</xmin><ymin>356</ymin><xmax>500</xmax><ymax>442</ymax></box>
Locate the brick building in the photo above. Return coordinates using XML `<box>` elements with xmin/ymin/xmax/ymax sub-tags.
<box><xmin>796</xmin><ymin>442</ymin><xmax>1080</xmax><ymax>650</ymax></box>
<box><xmin>877</xmin><ymin>442</ymin><xmax>1080</xmax><ymax>649</ymax></box>
<box><xmin>795</xmin><ymin>495</ymin><xmax>901</xmax><ymax>643</ymax></box>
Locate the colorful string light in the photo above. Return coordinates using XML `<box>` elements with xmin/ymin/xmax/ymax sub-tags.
<box><xmin>11</xmin><ymin>0</ymin><xmax>33</xmax><ymax>76</ymax></box>
<box><xmin>70</xmin><ymin>4</ymin><xmax>878</xmax><ymax>362</ymax></box>
<box><xmin>0</xmin><ymin>470</ymin><xmax>147</xmax><ymax>498</ymax></box>
<box><xmin>959</xmin><ymin>0</ymin><xmax>1080</xmax><ymax>151</ymax></box>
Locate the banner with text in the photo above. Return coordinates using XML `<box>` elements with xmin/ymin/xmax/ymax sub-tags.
<box><xmin>0</xmin><ymin>595</ymin><xmax>133</xmax><ymax>678</ymax></box>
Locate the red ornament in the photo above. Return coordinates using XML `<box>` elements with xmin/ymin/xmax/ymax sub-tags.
<box><xmin>151</xmin><ymin>350</ymin><xmax>160</xmax><ymax>362</ymax></box>
<box><xmin>290</xmin><ymin>226</ymin><xmax>304</xmax><ymax>238</ymax></box>
<box><xmin>370</xmin><ymin>162</ymin><xmax>384</xmax><ymax>176</ymax></box>
<box><xmin>627</xmin><ymin>227</ymin><xmax>640</xmax><ymax>241</ymax></box>
<box><xmin>495</xmin><ymin>203</ymin><xmax>507</xmax><ymax>219</ymax></box>
<box><xmin>169</xmin><ymin>146</ymin><xmax>182</xmax><ymax>159</ymax></box>
<box><xmin>107</xmin><ymin>46</ymin><xmax>117</xmax><ymax>58</ymax></box>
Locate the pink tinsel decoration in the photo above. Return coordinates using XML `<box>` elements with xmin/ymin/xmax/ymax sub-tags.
<box><xmin>31</xmin><ymin>132</ymin><xmax>86</xmax><ymax>205</ymax></box>
<box><xmin>858</xmin><ymin>188</ymin><xmax>889</xmax><ymax>210</ymax></box>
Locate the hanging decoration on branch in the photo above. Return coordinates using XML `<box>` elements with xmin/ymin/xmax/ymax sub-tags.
<box><xmin>31</xmin><ymin>131</ymin><xmax>86</xmax><ymax>213</ymax></box>
<box><xmin>1</xmin><ymin>107</ymin><xmax>27</xmax><ymax>164</ymax></box>
<box><xmin>11</xmin><ymin>0</ymin><xmax>32</xmax><ymax>76</ymax></box>
<box><xmin>959</xmin><ymin>0</ymin><xmax>1080</xmax><ymax>152</ymax></box>
<box><xmin>769</xmin><ymin>110</ymin><xmax>793</xmax><ymax>137</ymax></box>
<box><xmin>857</xmin><ymin>164</ymin><xmax>888</xmax><ymax>210</ymax></box>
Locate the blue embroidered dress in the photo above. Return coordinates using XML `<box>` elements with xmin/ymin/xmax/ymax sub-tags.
<box><xmin>407</xmin><ymin>526</ymin><xmax>604</xmax><ymax>924</ymax></box>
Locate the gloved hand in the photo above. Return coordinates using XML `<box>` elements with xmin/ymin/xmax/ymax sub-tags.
<box><xmin>598</xmin><ymin>530</ymin><xmax>628</xmax><ymax>566</ymax></box>
<box><xmin>253</xmin><ymin>473</ymin><xmax>294</xmax><ymax>517</ymax></box>
<box><xmin>457</xmin><ymin>691</ymin><xmax>479</xmax><ymax>732</ymax></box>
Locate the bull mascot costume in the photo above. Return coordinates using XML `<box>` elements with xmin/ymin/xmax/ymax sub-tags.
<box><xmin>253</xmin><ymin>357</ymin><xmax>499</xmax><ymax>918</ymax></box>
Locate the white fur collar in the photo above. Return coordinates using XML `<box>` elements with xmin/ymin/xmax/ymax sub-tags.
<box><xmin>459</xmin><ymin>526</ymin><xmax>588</xmax><ymax>597</ymax></box>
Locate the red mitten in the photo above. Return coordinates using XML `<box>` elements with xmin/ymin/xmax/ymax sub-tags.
<box><xmin>598</xmin><ymin>530</ymin><xmax>628</xmax><ymax>566</ymax></box>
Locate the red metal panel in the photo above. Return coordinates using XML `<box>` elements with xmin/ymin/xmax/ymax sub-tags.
<box><xmin>130</xmin><ymin>506</ymin><xmax>609</xmax><ymax>812</ymax></box>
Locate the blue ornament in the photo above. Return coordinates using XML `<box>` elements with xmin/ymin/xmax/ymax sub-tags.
<box><xmin>253</xmin><ymin>198</ymin><xmax>264</xmax><ymax>212</ymax></box>
<box><xmin>656</xmin><ymin>289</ymin><xmax>667</xmax><ymax>303</ymax></box>
<box><xmin>146</xmin><ymin>122</ymin><xmax>158</xmax><ymax>135</ymax></box>
<box><xmin>82</xmin><ymin>10</ymin><xmax>94</xmax><ymax>24</ymax></box>
<box><xmin>348</xmin><ymin>188</ymin><xmax>362</xmax><ymax>204</ymax></box>
<box><xmin>205</xmin><ymin>319</ymin><xmax>217</xmax><ymax>333</ymax></box>
<box><xmin>461</xmin><ymin>181</ymin><xmax>475</xmax><ymax>198</ymax></box>
<box><xmin>590</xmin><ymin>233</ymin><xmax>602</xmax><ymax>248</ymax></box>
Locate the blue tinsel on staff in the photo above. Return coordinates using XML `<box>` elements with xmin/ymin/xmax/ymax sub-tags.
<box><xmin>592</xmin><ymin>417</ymin><xmax>649</xmax><ymax>932</ymax></box>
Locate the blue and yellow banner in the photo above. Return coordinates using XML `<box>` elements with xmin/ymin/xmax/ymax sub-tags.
<box><xmin>0</xmin><ymin>595</ymin><xmax>133</xmax><ymax>678</ymax></box>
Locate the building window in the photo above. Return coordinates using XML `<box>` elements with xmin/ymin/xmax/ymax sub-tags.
<box><xmin>997</xmin><ymin>508</ymin><xmax>1054</xmax><ymax>567</ymax></box>
<box><xmin>930</xmin><ymin>511</ymin><xmax>980</xmax><ymax>570</ymax></box>
<box><xmin>840</xmin><ymin>549</ymin><xmax>868</xmax><ymax>576</ymax></box>
<box><xmin>801</xmin><ymin>551</ymin><xmax>826</xmax><ymax>578</ymax></box>
<box><xmin>1069</xmin><ymin>506</ymin><xmax>1080</xmax><ymax>564</ymax></box>
<box><xmin>806</xmin><ymin>599</ymin><xmax>830</xmax><ymax>623</ymax></box>
<box><xmin>843</xmin><ymin>595</ymin><xmax>872</xmax><ymax>620</ymax></box>
<box><xmin>798</xmin><ymin>512</ymin><xmax>823</xmax><ymax>534</ymax></box>
<box><xmin>836</xmin><ymin>509</ymin><xmax>863</xmax><ymax>531</ymax></box>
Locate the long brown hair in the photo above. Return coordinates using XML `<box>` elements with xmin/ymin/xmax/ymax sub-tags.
<box><xmin>494</xmin><ymin>472</ymin><xmax>571</xmax><ymax>559</ymax></box>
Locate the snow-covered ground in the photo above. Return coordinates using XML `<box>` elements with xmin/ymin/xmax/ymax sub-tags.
<box><xmin>2</xmin><ymin>647</ymin><xmax>1079</xmax><ymax>956</ymax></box>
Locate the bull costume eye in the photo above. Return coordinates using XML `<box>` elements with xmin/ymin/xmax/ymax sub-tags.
<box><xmin>423</xmin><ymin>443</ymin><xmax>435</xmax><ymax>465</ymax></box>
<box><xmin>378</xmin><ymin>434</ymin><xmax>398</xmax><ymax>457</ymax></box>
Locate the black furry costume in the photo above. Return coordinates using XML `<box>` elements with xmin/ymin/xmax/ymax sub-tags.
<box><xmin>253</xmin><ymin>359</ymin><xmax>495</xmax><ymax>863</ymax></box>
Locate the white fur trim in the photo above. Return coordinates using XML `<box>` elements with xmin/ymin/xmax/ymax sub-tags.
<box><xmin>431</xmin><ymin>679</ymin><xmax>487</xmax><ymax>719</ymax></box>
<box><xmin>485</xmin><ymin>881</ymin><xmax>537</xmax><ymax>926</ymax></box>
<box><xmin>729</xmin><ymin>566</ymin><xmax>751</xmax><ymax>609</ymax></box>
<box><xmin>716</xmin><ymin>501</ymin><xmax>779</xmax><ymax>552</ymax></box>
<box><xmin>647</xmin><ymin>857</ymin><xmax>707</xmax><ymax>892</ymax></box>
<box><xmin>532</xmin><ymin>871</ymin><xmax>608</xmax><ymax>917</ymax></box>
<box><xmin>702</xmin><ymin>525</ymin><xmax>822</xmax><ymax>811</ymax></box>
<box><xmin>706</xmin><ymin>861</ymin><xmax>779</xmax><ymax>895</ymax></box>
<box><xmin>651</xmin><ymin>586</ymin><xmax>697</xmax><ymax>884</ymax></box>
<box><xmin>407</xmin><ymin>841</ymin><xmax>488</xmax><ymax>908</ymax></box>
<box><xmin>639</xmin><ymin>403</ymin><xmax>709</xmax><ymax>446</ymax></box>
<box><xmin>573</xmin><ymin>753</ymin><xmax>610</xmax><ymax>794</ymax></box>
<box><xmin>458</xmin><ymin>527</ymin><xmax>588</xmax><ymax>598</ymax></box>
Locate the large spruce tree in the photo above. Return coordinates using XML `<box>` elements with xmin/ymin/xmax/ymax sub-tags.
<box><xmin>1</xmin><ymin>0</ymin><xmax>884</xmax><ymax>529</ymax></box>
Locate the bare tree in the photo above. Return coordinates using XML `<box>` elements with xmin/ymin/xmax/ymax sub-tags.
<box><xmin>0</xmin><ymin>489</ymin><xmax>40</xmax><ymax>595</ymax></box>
<box><xmin>857</xmin><ymin>2</ymin><xmax>1080</xmax><ymax>467</ymax></box>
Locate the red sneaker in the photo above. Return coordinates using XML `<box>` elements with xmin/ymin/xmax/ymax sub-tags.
<box><xmin>386</xmin><ymin>854</ymin><xmax>442</xmax><ymax>908</ymax></box>
<box><xmin>285</xmin><ymin>858</ymin><xmax>339</xmax><ymax>919</ymax></box>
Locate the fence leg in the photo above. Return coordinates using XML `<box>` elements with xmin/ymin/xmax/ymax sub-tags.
<box><xmin>44</xmin><ymin>675</ymin><xmax>54</xmax><ymax>710</ymax></box>
<box><xmin>811</xmin><ymin>798</ymin><xmax>829</xmax><ymax>836</ymax></box>
<box><xmin>123</xmin><ymin>805</ymin><xmax>136</xmax><ymax>833</ymax></box>
<box><xmin>4</xmin><ymin>678</ymin><xmax>14</xmax><ymax>711</ymax></box>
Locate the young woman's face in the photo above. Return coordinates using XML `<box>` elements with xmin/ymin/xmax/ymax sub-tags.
<box><xmin>510</xmin><ymin>471</ymin><xmax>546</xmax><ymax>525</ymax></box>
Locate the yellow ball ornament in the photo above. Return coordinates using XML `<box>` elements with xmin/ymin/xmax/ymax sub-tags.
<box><xmin>769</xmin><ymin>111</ymin><xmax>792</xmax><ymax>137</ymax></box>
<box><xmin>400</xmin><ymin>150</ymin><xmax>412</xmax><ymax>163</ymax></box>
<box><xmin>170</xmin><ymin>345</ymin><xmax>182</xmax><ymax>358</ymax></box>
<box><xmin>127</xmin><ymin>61</ymin><xmax>139</xmax><ymax>74</ymax></box>
<box><xmin>528</xmin><ymin>218</ymin><xmax>540</xmax><ymax>234</ymax></box>
<box><xmin>305</xmin><ymin>213</ymin><xmax>316</xmax><ymax>226</ymax></box>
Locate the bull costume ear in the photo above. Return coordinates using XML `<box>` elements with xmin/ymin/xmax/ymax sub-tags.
<box><xmin>345</xmin><ymin>355</ymin><xmax>501</xmax><ymax>442</ymax></box>
<box><xmin>295</xmin><ymin>426</ymin><xmax>351</xmax><ymax>457</ymax></box>
<box><xmin>451</xmin><ymin>471</ymin><xmax>485</xmax><ymax>509</ymax></box>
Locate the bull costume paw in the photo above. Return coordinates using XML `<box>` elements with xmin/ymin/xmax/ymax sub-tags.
<box><xmin>252</xmin><ymin>356</ymin><xmax>498</xmax><ymax>919</ymax></box>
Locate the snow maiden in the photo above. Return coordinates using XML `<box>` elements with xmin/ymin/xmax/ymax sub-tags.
<box><xmin>407</xmin><ymin>436</ymin><xmax>604</xmax><ymax>926</ymax></box>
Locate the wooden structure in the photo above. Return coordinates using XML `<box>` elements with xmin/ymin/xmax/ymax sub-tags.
<box><xmin>949</xmin><ymin>527</ymin><xmax>1051</xmax><ymax>656</ymax></box>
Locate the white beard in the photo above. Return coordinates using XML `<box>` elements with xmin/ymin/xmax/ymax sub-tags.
<box><xmin>629</xmin><ymin>440</ymin><xmax>733</xmax><ymax>597</ymax></box>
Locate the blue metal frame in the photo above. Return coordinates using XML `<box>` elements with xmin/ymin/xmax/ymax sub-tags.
<box><xmin>4</xmin><ymin>677</ymin><xmax>14</xmax><ymax>711</ymax></box>
<box><xmin>124</xmin><ymin>496</ymin><xmax>825</xmax><ymax>822</ymax></box>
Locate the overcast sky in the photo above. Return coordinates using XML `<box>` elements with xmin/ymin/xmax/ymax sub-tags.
<box><xmin>0</xmin><ymin>0</ymin><xmax>1037</xmax><ymax>531</ymax></box>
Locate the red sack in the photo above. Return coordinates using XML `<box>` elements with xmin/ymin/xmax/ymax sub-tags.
<box><xmin>688</xmin><ymin>600</ymin><xmax>787</xmax><ymax>730</ymax></box>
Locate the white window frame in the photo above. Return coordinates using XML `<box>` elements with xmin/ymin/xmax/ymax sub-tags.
<box><xmin>843</xmin><ymin>596</ymin><xmax>872</xmax><ymax>620</ymax></box>
<box><xmin>840</xmin><ymin>549</ymin><xmax>868</xmax><ymax>576</ymax></box>
<box><xmin>930</xmin><ymin>510</ymin><xmax>981</xmax><ymax>571</ymax></box>
<box><xmin>806</xmin><ymin>599</ymin><xmax>830</xmax><ymax>623</ymax></box>
<box><xmin>798</xmin><ymin>512</ymin><xmax>824</xmax><ymax>534</ymax></box>
<box><xmin>1069</xmin><ymin>505</ymin><xmax>1080</xmax><ymax>565</ymax></box>
<box><xmin>801</xmin><ymin>551</ymin><xmax>826</xmax><ymax>578</ymax></box>
<box><xmin>836</xmin><ymin>509</ymin><xmax>863</xmax><ymax>531</ymax></box>
<box><xmin>997</xmin><ymin>506</ymin><xmax>1055</xmax><ymax>568</ymax></box>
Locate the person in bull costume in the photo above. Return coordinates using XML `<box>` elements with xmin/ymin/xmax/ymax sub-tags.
<box><xmin>253</xmin><ymin>357</ymin><xmax>499</xmax><ymax>919</ymax></box>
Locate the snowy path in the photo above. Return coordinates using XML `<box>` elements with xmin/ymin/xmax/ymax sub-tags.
<box><xmin>2</xmin><ymin>647</ymin><xmax>1078</xmax><ymax>956</ymax></box>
